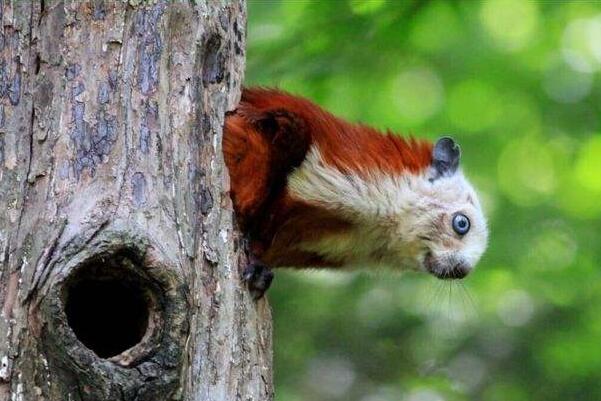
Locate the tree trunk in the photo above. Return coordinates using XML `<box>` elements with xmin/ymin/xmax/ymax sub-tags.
<box><xmin>0</xmin><ymin>1</ymin><xmax>273</xmax><ymax>400</ymax></box>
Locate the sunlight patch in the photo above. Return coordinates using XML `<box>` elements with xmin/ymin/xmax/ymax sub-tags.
<box><xmin>480</xmin><ymin>0</ymin><xmax>539</xmax><ymax>51</ymax></box>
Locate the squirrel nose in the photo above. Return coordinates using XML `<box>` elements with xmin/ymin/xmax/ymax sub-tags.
<box><xmin>446</xmin><ymin>262</ymin><xmax>470</xmax><ymax>279</ymax></box>
<box><xmin>425</xmin><ymin>253</ymin><xmax>472</xmax><ymax>280</ymax></box>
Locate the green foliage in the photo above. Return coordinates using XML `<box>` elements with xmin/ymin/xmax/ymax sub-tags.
<box><xmin>246</xmin><ymin>1</ymin><xmax>601</xmax><ymax>400</ymax></box>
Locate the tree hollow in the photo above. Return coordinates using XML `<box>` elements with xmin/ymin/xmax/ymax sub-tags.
<box><xmin>64</xmin><ymin>263</ymin><xmax>152</xmax><ymax>358</ymax></box>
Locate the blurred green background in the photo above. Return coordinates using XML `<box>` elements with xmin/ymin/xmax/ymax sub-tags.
<box><xmin>245</xmin><ymin>1</ymin><xmax>601</xmax><ymax>400</ymax></box>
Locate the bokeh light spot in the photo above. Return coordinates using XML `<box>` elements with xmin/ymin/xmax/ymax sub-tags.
<box><xmin>562</xmin><ymin>16</ymin><xmax>601</xmax><ymax>72</ymax></box>
<box><xmin>558</xmin><ymin>137</ymin><xmax>601</xmax><ymax>219</ymax></box>
<box><xmin>249</xmin><ymin>23</ymin><xmax>283</xmax><ymax>44</ymax></box>
<box><xmin>349</xmin><ymin>0</ymin><xmax>386</xmax><ymax>15</ymax></box>
<box><xmin>356</xmin><ymin>287</ymin><xmax>395</xmax><ymax>328</ymax></box>
<box><xmin>574</xmin><ymin>135</ymin><xmax>601</xmax><ymax>192</ymax></box>
<box><xmin>447</xmin><ymin>354</ymin><xmax>487</xmax><ymax>391</ymax></box>
<box><xmin>559</xmin><ymin>183</ymin><xmax>601</xmax><ymax>218</ymax></box>
<box><xmin>497</xmin><ymin>289</ymin><xmax>535</xmax><ymax>327</ymax></box>
<box><xmin>305</xmin><ymin>356</ymin><xmax>356</xmax><ymax>398</ymax></box>
<box><xmin>480</xmin><ymin>0</ymin><xmax>539</xmax><ymax>51</ymax></box>
<box><xmin>406</xmin><ymin>389</ymin><xmax>445</xmax><ymax>401</ymax></box>
<box><xmin>361</xmin><ymin>386</ymin><xmax>399</xmax><ymax>401</ymax></box>
<box><xmin>498</xmin><ymin>136</ymin><xmax>557</xmax><ymax>206</ymax></box>
<box><xmin>543</xmin><ymin>61</ymin><xmax>592</xmax><ymax>103</ymax></box>
<box><xmin>296</xmin><ymin>270</ymin><xmax>355</xmax><ymax>287</ymax></box>
<box><xmin>591</xmin><ymin>15</ymin><xmax>601</xmax><ymax>63</ymax></box>
<box><xmin>392</xmin><ymin>67</ymin><xmax>444</xmax><ymax>127</ymax></box>
<box><xmin>522</xmin><ymin>227</ymin><xmax>577</xmax><ymax>272</ymax></box>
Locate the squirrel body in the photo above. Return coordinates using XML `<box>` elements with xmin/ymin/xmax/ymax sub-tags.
<box><xmin>223</xmin><ymin>88</ymin><xmax>488</xmax><ymax>297</ymax></box>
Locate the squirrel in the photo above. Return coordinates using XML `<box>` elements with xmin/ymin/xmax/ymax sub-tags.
<box><xmin>223</xmin><ymin>88</ymin><xmax>488</xmax><ymax>299</ymax></box>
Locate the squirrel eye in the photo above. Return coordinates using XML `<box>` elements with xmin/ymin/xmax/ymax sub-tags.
<box><xmin>452</xmin><ymin>213</ymin><xmax>470</xmax><ymax>235</ymax></box>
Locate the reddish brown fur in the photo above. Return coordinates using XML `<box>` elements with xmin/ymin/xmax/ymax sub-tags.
<box><xmin>239</xmin><ymin>87</ymin><xmax>433</xmax><ymax>176</ymax></box>
<box><xmin>223</xmin><ymin>87</ymin><xmax>434</xmax><ymax>268</ymax></box>
<box><xmin>223</xmin><ymin>112</ymin><xmax>272</xmax><ymax>223</ymax></box>
<box><xmin>254</xmin><ymin>194</ymin><xmax>353</xmax><ymax>268</ymax></box>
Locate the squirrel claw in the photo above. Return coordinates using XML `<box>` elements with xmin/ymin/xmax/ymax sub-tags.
<box><xmin>242</xmin><ymin>261</ymin><xmax>274</xmax><ymax>300</ymax></box>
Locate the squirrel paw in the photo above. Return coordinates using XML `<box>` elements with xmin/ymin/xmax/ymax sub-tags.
<box><xmin>242</xmin><ymin>261</ymin><xmax>274</xmax><ymax>300</ymax></box>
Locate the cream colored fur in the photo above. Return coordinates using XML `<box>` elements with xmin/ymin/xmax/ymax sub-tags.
<box><xmin>288</xmin><ymin>145</ymin><xmax>488</xmax><ymax>275</ymax></box>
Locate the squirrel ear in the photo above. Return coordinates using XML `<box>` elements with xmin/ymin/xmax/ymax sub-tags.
<box><xmin>432</xmin><ymin>136</ymin><xmax>461</xmax><ymax>177</ymax></box>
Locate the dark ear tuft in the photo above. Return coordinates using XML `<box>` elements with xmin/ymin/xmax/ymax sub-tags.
<box><xmin>432</xmin><ymin>137</ymin><xmax>461</xmax><ymax>177</ymax></box>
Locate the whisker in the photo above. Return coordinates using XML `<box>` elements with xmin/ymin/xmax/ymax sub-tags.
<box><xmin>424</xmin><ymin>277</ymin><xmax>480</xmax><ymax>341</ymax></box>
<box><xmin>458</xmin><ymin>282</ymin><xmax>479</xmax><ymax>318</ymax></box>
<box><xmin>456</xmin><ymin>283</ymin><xmax>470</xmax><ymax>321</ymax></box>
<box><xmin>447</xmin><ymin>281</ymin><xmax>453</xmax><ymax>323</ymax></box>
<box><xmin>426</xmin><ymin>279</ymin><xmax>446</xmax><ymax>317</ymax></box>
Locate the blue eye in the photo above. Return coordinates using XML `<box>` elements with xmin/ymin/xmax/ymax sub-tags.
<box><xmin>452</xmin><ymin>213</ymin><xmax>470</xmax><ymax>235</ymax></box>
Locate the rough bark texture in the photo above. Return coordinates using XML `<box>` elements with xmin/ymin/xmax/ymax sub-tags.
<box><xmin>0</xmin><ymin>1</ymin><xmax>273</xmax><ymax>400</ymax></box>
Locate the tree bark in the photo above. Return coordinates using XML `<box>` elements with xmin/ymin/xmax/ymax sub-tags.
<box><xmin>0</xmin><ymin>1</ymin><xmax>273</xmax><ymax>400</ymax></box>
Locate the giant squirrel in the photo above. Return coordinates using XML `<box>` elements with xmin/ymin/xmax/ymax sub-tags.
<box><xmin>224</xmin><ymin>88</ymin><xmax>488</xmax><ymax>299</ymax></box>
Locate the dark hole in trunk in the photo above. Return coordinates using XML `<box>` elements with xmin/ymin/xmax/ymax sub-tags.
<box><xmin>64</xmin><ymin>258</ymin><xmax>151</xmax><ymax>358</ymax></box>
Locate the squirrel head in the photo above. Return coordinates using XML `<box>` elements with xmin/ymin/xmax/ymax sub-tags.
<box><xmin>393</xmin><ymin>137</ymin><xmax>488</xmax><ymax>279</ymax></box>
